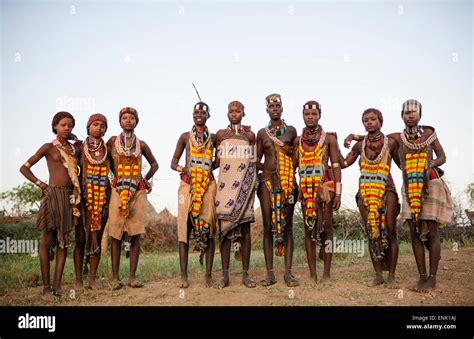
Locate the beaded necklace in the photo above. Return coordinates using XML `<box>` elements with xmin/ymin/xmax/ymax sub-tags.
<box><xmin>359</xmin><ymin>136</ymin><xmax>390</xmax><ymax>255</ymax></box>
<box><xmin>188</xmin><ymin>127</ymin><xmax>213</xmax><ymax>251</ymax></box>
<box><xmin>265</xmin><ymin>122</ymin><xmax>294</xmax><ymax>256</ymax></box>
<box><xmin>190</xmin><ymin>125</ymin><xmax>210</xmax><ymax>150</ymax></box>
<box><xmin>401</xmin><ymin>127</ymin><xmax>437</xmax><ymax>151</ymax></box>
<box><xmin>84</xmin><ymin>137</ymin><xmax>107</xmax><ymax>165</ymax></box>
<box><xmin>361</xmin><ymin>134</ymin><xmax>389</xmax><ymax>165</ymax></box>
<box><xmin>53</xmin><ymin>136</ymin><xmax>75</xmax><ymax>156</ymax></box>
<box><xmin>113</xmin><ymin>132</ymin><xmax>142</xmax><ymax>217</ymax></box>
<box><xmin>264</xmin><ymin>120</ymin><xmax>287</xmax><ymax>146</ymax></box>
<box><xmin>299</xmin><ymin>130</ymin><xmax>326</xmax><ymax>231</ymax></box>
<box><xmin>115</xmin><ymin>132</ymin><xmax>141</xmax><ymax>157</ymax></box>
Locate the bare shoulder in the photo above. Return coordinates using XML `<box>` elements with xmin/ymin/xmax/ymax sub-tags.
<box><xmin>247</xmin><ymin>130</ymin><xmax>256</xmax><ymax>142</ymax></box>
<box><xmin>140</xmin><ymin>139</ymin><xmax>150</xmax><ymax>149</ymax></box>
<box><xmin>107</xmin><ymin>136</ymin><xmax>117</xmax><ymax>146</ymax></box>
<box><xmin>257</xmin><ymin>128</ymin><xmax>267</xmax><ymax>139</ymax></box>
<box><xmin>40</xmin><ymin>142</ymin><xmax>54</xmax><ymax>155</ymax></box>
<box><xmin>42</xmin><ymin>142</ymin><xmax>54</xmax><ymax>150</ymax></box>
<box><xmin>216</xmin><ymin>129</ymin><xmax>227</xmax><ymax>139</ymax></box>
<box><xmin>326</xmin><ymin>133</ymin><xmax>337</xmax><ymax>143</ymax></box>
<box><xmin>180</xmin><ymin>132</ymin><xmax>189</xmax><ymax>140</ymax></box>
<box><xmin>386</xmin><ymin>132</ymin><xmax>401</xmax><ymax>140</ymax></box>
<box><xmin>423</xmin><ymin>125</ymin><xmax>436</xmax><ymax>136</ymax></box>
<box><xmin>287</xmin><ymin>125</ymin><xmax>297</xmax><ymax>135</ymax></box>
<box><xmin>387</xmin><ymin>136</ymin><xmax>399</xmax><ymax>150</ymax></box>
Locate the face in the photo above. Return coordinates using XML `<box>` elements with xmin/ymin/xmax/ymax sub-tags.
<box><xmin>193</xmin><ymin>109</ymin><xmax>208</xmax><ymax>126</ymax></box>
<box><xmin>402</xmin><ymin>110</ymin><xmax>421</xmax><ymax>127</ymax></box>
<box><xmin>266</xmin><ymin>102</ymin><xmax>283</xmax><ymax>120</ymax></box>
<box><xmin>362</xmin><ymin>112</ymin><xmax>381</xmax><ymax>133</ymax></box>
<box><xmin>55</xmin><ymin>117</ymin><xmax>74</xmax><ymax>139</ymax></box>
<box><xmin>89</xmin><ymin>121</ymin><xmax>107</xmax><ymax>138</ymax></box>
<box><xmin>120</xmin><ymin>113</ymin><xmax>137</xmax><ymax>131</ymax></box>
<box><xmin>228</xmin><ymin>107</ymin><xmax>244</xmax><ymax>125</ymax></box>
<box><xmin>303</xmin><ymin>109</ymin><xmax>320</xmax><ymax>128</ymax></box>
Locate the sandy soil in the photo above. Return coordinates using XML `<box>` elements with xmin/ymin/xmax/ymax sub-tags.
<box><xmin>1</xmin><ymin>247</ymin><xmax>473</xmax><ymax>306</ymax></box>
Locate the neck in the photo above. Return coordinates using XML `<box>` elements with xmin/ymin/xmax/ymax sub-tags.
<box><xmin>270</xmin><ymin>119</ymin><xmax>282</xmax><ymax>127</ymax></box>
<box><xmin>122</xmin><ymin>129</ymin><xmax>134</xmax><ymax>135</ymax></box>
<box><xmin>406</xmin><ymin>125</ymin><xmax>419</xmax><ymax>133</ymax></box>
<box><xmin>56</xmin><ymin>135</ymin><xmax>68</xmax><ymax>143</ymax></box>
<box><xmin>367</xmin><ymin>129</ymin><xmax>381</xmax><ymax>136</ymax></box>
<box><xmin>305</xmin><ymin>124</ymin><xmax>319</xmax><ymax>131</ymax></box>
<box><xmin>194</xmin><ymin>124</ymin><xmax>206</xmax><ymax>133</ymax></box>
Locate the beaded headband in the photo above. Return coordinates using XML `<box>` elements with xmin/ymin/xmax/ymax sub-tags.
<box><xmin>401</xmin><ymin>99</ymin><xmax>422</xmax><ymax>116</ymax></box>
<box><xmin>228</xmin><ymin>100</ymin><xmax>245</xmax><ymax>111</ymax></box>
<box><xmin>303</xmin><ymin>102</ymin><xmax>321</xmax><ymax>111</ymax></box>
<box><xmin>119</xmin><ymin>107</ymin><xmax>139</xmax><ymax>124</ymax></box>
<box><xmin>193</xmin><ymin>101</ymin><xmax>211</xmax><ymax>118</ymax></box>
<box><xmin>265</xmin><ymin>93</ymin><xmax>282</xmax><ymax>106</ymax></box>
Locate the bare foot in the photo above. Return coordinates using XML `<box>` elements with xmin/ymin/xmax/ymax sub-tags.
<box><xmin>204</xmin><ymin>273</ymin><xmax>213</xmax><ymax>288</ymax></box>
<box><xmin>42</xmin><ymin>286</ymin><xmax>53</xmax><ymax>296</ymax></box>
<box><xmin>410</xmin><ymin>275</ymin><xmax>428</xmax><ymax>292</ymax></box>
<box><xmin>284</xmin><ymin>272</ymin><xmax>299</xmax><ymax>287</ymax></box>
<box><xmin>260</xmin><ymin>271</ymin><xmax>276</xmax><ymax>287</ymax></box>
<box><xmin>52</xmin><ymin>287</ymin><xmax>64</xmax><ymax>297</ymax></box>
<box><xmin>51</xmin><ymin>281</ymin><xmax>64</xmax><ymax>297</ymax></box>
<box><xmin>110</xmin><ymin>279</ymin><xmax>124</xmax><ymax>291</ymax></box>
<box><xmin>419</xmin><ymin>276</ymin><xmax>436</xmax><ymax>293</ymax></box>
<box><xmin>386</xmin><ymin>274</ymin><xmax>398</xmax><ymax>289</ymax></box>
<box><xmin>310</xmin><ymin>274</ymin><xmax>318</xmax><ymax>284</ymax></box>
<box><xmin>320</xmin><ymin>275</ymin><xmax>331</xmax><ymax>286</ymax></box>
<box><xmin>370</xmin><ymin>274</ymin><xmax>384</xmax><ymax>286</ymax></box>
<box><xmin>128</xmin><ymin>279</ymin><xmax>144</xmax><ymax>288</ymax></box>
<box><xmin>215</xmin><ymin>277</ymin><xmax>229</xmax><ymax>289</ymax></box>
<box><xmin>242</xmin><ymin>275</ymin><xmax>256</xmax><ymax>288</ymax></box>
<box><xmin>74</xmin><ymin>280</ymin><xmax>84</xmax><ymax>294</ymax></box>
<box><xmin>180</xmin><ymin>276</ymin><xmax>189</xmax><ymax>288</ymax></box>
<box><xmin>86</xmin><ymin>277</ymin><xmax>99</xmax><ymax>290</ymax></box>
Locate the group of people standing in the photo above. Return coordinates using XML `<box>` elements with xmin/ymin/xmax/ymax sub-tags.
<box><xmin>20</xmin><ymin>94</ymin><xmax>453</xmax><ymax>297</ymax></box>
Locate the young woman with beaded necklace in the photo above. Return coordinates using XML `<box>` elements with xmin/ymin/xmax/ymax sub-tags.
<box><xmin>341</xmin><ymin>108</ymin><xmax>401</xmax><ymax>288</ymax></box>
<box><xmin>386</xmin><ymin>100</ymin><xmax>453</xmax><ymax>292</ymax></box>
<box><xmin>73</xmin><ymin>114</ymin><xmax>111</xmax><ymax>292</ymax></box>
<box><xmin>20</xmin><ymin>111</ymin><xmax>81</xmax><ymax>297</ymax></box>
<box><xmin>345</xmin><ymin>100</ymin><xmax>453</xmax><ymax>292</ymax></box>
<box><xmin>105</xmin><ymin>107</ymin><xmax>158</xmax><ymax>290</ymax></box>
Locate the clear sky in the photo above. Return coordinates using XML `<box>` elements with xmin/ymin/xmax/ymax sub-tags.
<box><xmin>1</xmin><ymin>0</ymin><xmax>472</xmax><ymax>214</ymax></box>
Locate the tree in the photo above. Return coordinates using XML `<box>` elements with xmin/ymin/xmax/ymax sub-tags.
<box><xmin>466</xmin><ymin>182</ymin><xmax>474</xmax><ymax>208</ymax></box>
<box><xmin>0</xmin><ymin>182</ymin><xmax>42</xmax><ymax>216</ymax></box>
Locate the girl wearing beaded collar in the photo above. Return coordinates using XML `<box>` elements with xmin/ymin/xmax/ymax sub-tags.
<box><xmin>345</xmin><ymin>100</ymin><xmax>454</xmax><ymax>292</ymax></box>
<box><xmin>341</xmin><ymin>108</ymin><xmax>401</xmax><ymax>288</ymax></box>
<box><xmin>105</xmin><ymin>107</ymin><xmax>159</xmax><ymax>290</ymax></box>
<box><xmin>387</xmin><ymin>99</ymin><xmax>453</xmax><ymax>292</ymax></box>
<box><xmin>73</xmin><ymin>114</ymin><xmax>112</xmax><ymax>292</ymax></box>
<box><xmin>20</xmin><ymin>111</ymin><xmax>81</xmax><ymax>297</ymax></box>
<box><xmin>293</xmin><ymin>101</ymin><xmax>342</xmax><ymax>285</ymax></box>
<box><xmin>171</xmin><ymin>102</ymin><xmax>217</xmax><ymax>289</ymax></box>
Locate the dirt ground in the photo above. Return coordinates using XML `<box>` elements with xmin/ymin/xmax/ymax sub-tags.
<box><xmin>1</xmin><ymin>247</ymin><xmax>473</xmax><ymax>306</ymax></box>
